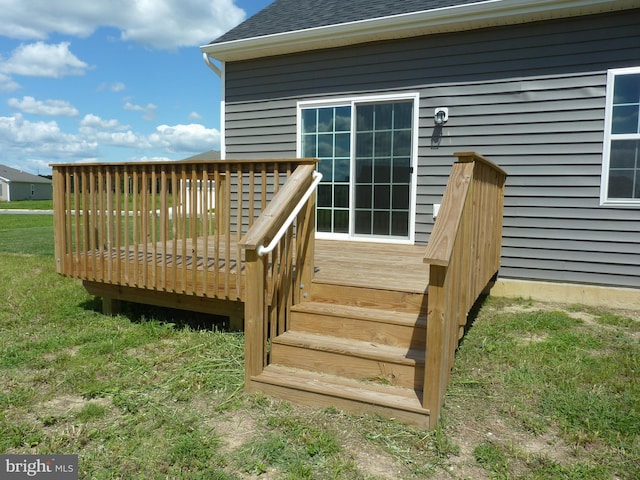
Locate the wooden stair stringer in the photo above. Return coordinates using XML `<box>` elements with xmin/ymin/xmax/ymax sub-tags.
<box><xmin>250</xmin><ymin>364</ymin><xmax>430</xmax><ymax>429</ymax></box>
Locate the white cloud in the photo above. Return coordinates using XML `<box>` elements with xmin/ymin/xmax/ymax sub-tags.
<box><xmin>0</xmin><ymin>72</ymin><xmax>20</xmax><ymax>92</ymax></box>
<box><xmin>189</xmin><ymin>111</ymin><xmax>204</xmax><ymax>121</ymax></box>
<box><xmin>124</xmin><ymin>101</ymin><xmax>157</xmax><ymax>121</ymax></box>
<box><xmin>0</xmin><ymin>41</ymin><xmax>89</xmax><ymax>78</ymax></box>
<box><xmin>0</xmin><ymin>111</ymin><xmax>220</xmax><ymax>174</ymax></box>
<box><xmin>79</xmin><ymin>114</ymin><xmax>145</xmax><ymax>148</ymax></box>
<box><xmin>79</xmin><ymin>113</ymin><xmax>130</xmax><ymax>131</ymax></box>
<box><xmin>8</xmin><ymin>96</ymin><xmax>79</xmax><ymax>117</ymax></box>
<box><xmin>0</xmin><ymin>113</ymin><xmax>97</xmax><ymax>160</ymax></box>
<box><xmin>0</xmin><ymin>0</ymin><xmax>246</xmax><ymax>50</ymax></box>
<box><xmin>98</xmin><ymin>82</ymin><xmax>126</xmax><ymax>93</ymax></box>
<box><xmin>149</xmin><ymin>123</ymin><xmax>220</xmax><ymax>153</ymax></box>
<box><xmin>132</xmin><ymin>155</ymin><xmax>173</xmax><ymax>163</ymax></box>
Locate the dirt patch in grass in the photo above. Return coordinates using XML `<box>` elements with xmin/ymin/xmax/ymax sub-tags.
<box><xmin>348</xmin><ymin>445</ymin><xmax>407</xmax><ymax>479</ymax></box>
<box><xmin>214</xmin><ymin>408</ymin><xmax>259</xmax><ymax>452</ymax></box>
<box><xmin>39</xmin><ymin>395</ymin><xmax>109</xmax><ymax>417</ymax></box>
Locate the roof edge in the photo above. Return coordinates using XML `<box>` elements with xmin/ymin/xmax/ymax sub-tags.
<box><xmin>201</xmin><ymin>0</ymin><xmax>637</xmax><ymax>62</ymax></box>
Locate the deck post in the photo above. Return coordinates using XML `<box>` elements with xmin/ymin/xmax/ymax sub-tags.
<box><xmin>52</xmin><ymin>168</ymin><xmax>66</xmax><ymax>275</ymax></box>
<box><xmin>102</xmin><ymin>296</ymin><xmax>122</xmax><ymax>316</ymax></box>
<box><xmin>244</xmin><ymin>248</ymin><xmax>266</xmax><ymax>389</ymax></box>
<box><xmin>424</xmin><ymin>264</ymin><xmax>447</xmax><ymax>429</ymax></box>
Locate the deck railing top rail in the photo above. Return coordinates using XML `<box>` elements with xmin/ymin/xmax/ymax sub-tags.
<box><xmin>51</xmin><ymin>158</ymin><xmax>317</xmax><ymax>168</ymax></box>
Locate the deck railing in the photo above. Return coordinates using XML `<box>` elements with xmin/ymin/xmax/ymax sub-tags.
<box><xmin>52</xmin><ymin>159</ymin><xmax>317</xmax><ymax>301</ymax></box>
<box><xmin>239</xmin><ymin>163</ymin><xmax>318</xmax><ymax>389</ymax></box>
<box><xmin>422</xmin><ymin>152</ymin><xmax>507</xmax><ymax>428</ymax></box>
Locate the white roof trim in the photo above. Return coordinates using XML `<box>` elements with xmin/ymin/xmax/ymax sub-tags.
<box><xmin>201</xmin><ymin>0</ymin><xmax>637</xmax><ymax>61</ymax></box>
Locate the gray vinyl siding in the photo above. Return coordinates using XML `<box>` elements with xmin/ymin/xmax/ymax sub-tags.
<box><xmin>223</xmin><ymin>9</ymin><xmax>640</xmax><ymax>289</ymax></box>
<box><xmin>6</xmin><ymin>182</ymin><xmax>52</xmax><ymax>201</ymax></box>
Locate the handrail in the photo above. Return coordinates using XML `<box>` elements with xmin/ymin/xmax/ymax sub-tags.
<box><xmin>239</xmin><ymin>163</ymin><xmax>318</xmax><ymax>251</ymax></box>
<box><xmin>257</xmin><ymin>171</ymin><xmax>322</xmax><ymax>256</ymax></box>
<box><xmin>240</xmin><ymin>162</ymin><xmax>319</xmax><ymax>390</ymax></box>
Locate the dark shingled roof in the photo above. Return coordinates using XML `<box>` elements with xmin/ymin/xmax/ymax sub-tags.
<box><xmin>0</xmin><ymin>164</ymin><xmax>51</xmax><ymax>184</ymax></box>
<box><xmin>210</xmin><ymin>0</ymin><xmax>484</xmax><ymax>44</ymax></box>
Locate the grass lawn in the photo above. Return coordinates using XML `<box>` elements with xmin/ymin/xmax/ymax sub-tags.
<box><xmin>0</xmin><ymin>199</ymin><xmax>53</xmax><ymax>210</ymax></box>
<box><xmin>0</xmin><ymin>215</ymin><xmax>638</xmax><ymax>479</ymax></box>
<box><xmin>0</xmin><ymin>214</ymin><xmax>53</xmax><ymax>256</ymax></box>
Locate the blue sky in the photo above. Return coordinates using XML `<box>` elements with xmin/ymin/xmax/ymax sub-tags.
<box><xmin>0</xmin><ymin>0</ymin><xmax>274</xmax><ymax>175</ymax></box>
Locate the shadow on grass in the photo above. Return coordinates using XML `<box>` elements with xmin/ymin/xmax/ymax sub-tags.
<box><xmin>80</xmin><ymin>297</ymin><xmax>233</xmax><ymax>332</ymax></box>
<box><xmin>461</xmin><ymin>294</ymin><xmax>489</xmax><ymax>342</ymax></box>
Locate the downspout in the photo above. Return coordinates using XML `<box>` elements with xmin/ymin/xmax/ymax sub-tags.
<box><xmin>202</xmin><ymin>52</ymin><xmax>221</xmax><ymax>76</ymax></box>
<box><xmin>202</xmin><ymin>53</ymin><xmax>226</xmax><ymax>159</ymax></box>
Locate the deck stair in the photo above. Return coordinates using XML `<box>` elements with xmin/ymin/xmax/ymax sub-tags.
<box><xmin>250</xmin><ymin>278</ymin><xmax>432</xmax><ymax>427</ymax></box>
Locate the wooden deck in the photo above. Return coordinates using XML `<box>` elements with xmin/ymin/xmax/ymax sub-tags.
<box><xmin>78</xmin><ymin>239</ymin><xmax>429</xmax><ymax>316</ymax></box>
<box><xmin>53</xmin><ymin>153</ymin><xmax>506</xmax><ymax>429</ymax></box>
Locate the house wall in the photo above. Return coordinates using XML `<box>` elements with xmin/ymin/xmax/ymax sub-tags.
<box><xmin>8</xmin><ymin>182</ymin><xmax>52</xmax><ymax>201</ymax></box>
<box><xmin>0</xmin><ymin>180</ymin><xmax>8</xmax><ymax>201</ymax></box>
<box><xmin>222</xmin><ymin>9</ymin><xmax>640</xmax><ymax>289</ymax></box>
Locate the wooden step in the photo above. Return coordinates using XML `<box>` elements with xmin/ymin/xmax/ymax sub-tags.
<box><xmin>290</xmin><ymin>301</ymin><xmax>426</xmax><ymax>349</ymax></box>
<box><xmin>250</xmin><ymin>364</ymin><xmax>430</xmax><ymax>428</ymax></box>
<box><xmin>270</xmin><ymin>331</ymin><xmax>425</xmax><ymax>389</ymax></box>
<box><xmin>310</xmin><ymin>281</ymin><xmax>427</xmax><ymax>315</ymax></box>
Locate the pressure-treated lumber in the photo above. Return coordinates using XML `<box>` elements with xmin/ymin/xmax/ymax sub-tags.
<box><xmin>52</xmin><ymin>153</ymin><xmax>506</xmax><ymax>430</ymax></box>
<box><xmin>289</xmin><ymin>302</ymin><xmax>426</xmax><ymax>349</ymax></box>
<box><xmin>250</xmin><ymin>364</ymin><xmax>430</xmax><ymax>429</ymax></box>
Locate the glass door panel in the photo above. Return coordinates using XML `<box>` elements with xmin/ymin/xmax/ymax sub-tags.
<box><xmin>301</xmin><ymin>99</ymin><xmax>413</xmax><ymax>240</ymax></box>
<box><xmin>354</xmin><ymin>101</ymin><xmax>413</xmax><ymax>238</ymax></box>
<box><xmin>302</xmin><ymin>106</ymin><xmax>351</xmax><ymax>233</ymax></box>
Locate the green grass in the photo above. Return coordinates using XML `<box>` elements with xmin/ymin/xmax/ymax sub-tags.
<box><xmin>447</xmin><ymin>297</ymin><xmax>640</xmax><ymax>479</ymax></box>
<box><xmin>0</xmin><ymin>214</ymin><xmax>53</xmax><ymax>256</ymax></box>
<box><xmin>0</xmin><ymin>199</ymin><xmax>53</xmax><ymax>210</ymax></box>
<box><xmin>0</xmin><ymin>213</ymin><xmax>639</xmax><ymax>478</ymax></box>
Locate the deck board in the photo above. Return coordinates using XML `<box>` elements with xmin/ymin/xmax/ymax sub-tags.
<box><xmin>314</xmin><ymin>240</ymin><xmax>429</xmax><ymax>293</ymax></box>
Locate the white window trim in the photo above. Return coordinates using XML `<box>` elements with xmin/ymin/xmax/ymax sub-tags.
<box><xmin>600</xmin><ymin>66</ymin><xmax>640</xmax><ymax>207</ymax></box>
<box><xmin>297</xmin><ymin>92</ymin><xmax>420</xmax><ymax>244</ymax></box>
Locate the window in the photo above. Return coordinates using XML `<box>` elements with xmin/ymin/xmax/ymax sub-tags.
<box><xmin>299</xmin><ymin>94</ymin><xmax>417</xmax><ymax>241</ymax></box>
<box><xmin>601</xmin><ymin>67</ymin><xmax>640</xmax><ymax>205</ymax></box>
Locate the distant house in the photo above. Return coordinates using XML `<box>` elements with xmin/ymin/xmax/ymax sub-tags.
<box><xmin>201</xmin><ymin>0</ymin><xmax>640</xmax><ymax>305</ymax></box>
<box><xmin>0</xmin><ymin>164</ymin><xmax>52</xmax><ymax>202</ymax></box>
<box><xmin>180</xmin><ymin>149</ymin><xmax>221</xmax><ymax>161</ymax></box>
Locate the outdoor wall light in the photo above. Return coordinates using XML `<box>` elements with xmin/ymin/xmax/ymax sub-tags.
<box><xmin>434</xmin><ymin>107</ymin><xmax>448</xmax><ymax>126</ymax></box>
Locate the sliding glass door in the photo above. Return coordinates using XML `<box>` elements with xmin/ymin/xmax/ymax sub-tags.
<box><xmin>301</xmin><ymin>95</ymin><xmax>416</xmax><ymax>242</ymax></box>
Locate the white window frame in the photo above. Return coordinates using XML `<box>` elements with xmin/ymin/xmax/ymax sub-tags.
<box><xmin>600</xmin><ymin>66</ymin><xmax>640</xmax><ymax>207</ymax></box>
<box><xmin>297</xmin><ymin>92</ymin><xmax>420</xmax><ymax>244</ymax></box>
